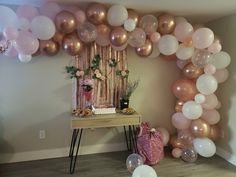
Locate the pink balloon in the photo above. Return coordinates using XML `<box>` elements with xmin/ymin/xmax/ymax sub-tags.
<box><xmin>208</xmin><ymin>42</ymin><xmax>222</xmax><ymax>54</ymax></box>
<box><xmin>204</xmin><ymin>64</ymin><xmax>216</xmax><ymax>75</ymax></box>
<box><xmin>192</xmin><ymin>28</ymin><xmax>214</xmax><ymax>49</ymax></box>
<box><xmin>16</xmin><ymin>5</ymin><xmax>39</xmax><ymax>21</ymax></box>
<box><xmin>213</xmin><ymin>69</ymin><xmax>229</xmax><ymax>83</ymax></box>
<box><xmin>172</xmin><ymin>112</ymin><xmax>192</xmax><ymax>130</ymax></box>
<box><xmin>4</xmin><ymin>45</ymin><xmax>18</xmax><ymax>57</ymax></box>
<box><xmin>3</xmin><ymin>26</ymin><xmax>18</xmax><ymax>40</ymax></box>
<box><xmin>15</xmin><ymin>31</ymin><xmax>39</xmax><ymax>55</ymax></box>
<box><xmin>40</xmin><ymin>2</ymin><xmax>61</xmax><ymax>20</ymax></box>
<box><xmin>201</xmin><ymin>94</ymin><xmax>218</xmax><ymax>110</ymax></box>
<box><xmin>174</xmin><ymin>22</ymin><xmax>193</xmax><ymax>42</ymax></box>
<box><xmin>128</xmin><ymin>28</ymin><xmax>146</xmax><ymax>48</ymax></box>
<box><xmin>75</xmin><ymin>10</ymin><xmax>86</xmax><ymax>24</ymax></box>
<box><xmin>172</xmin><ymin>148</ymin><xmax>182</xmax><ymax>158</ymax></box>
<box><xmin>201</xmin><ymin>109</ymin><xmax>220</xmax><ymax>125</ymax></box>
<box><xmin>150</xmin><ymin>32</ymin><xmax>161</xmax><ymax>43</ymax></box>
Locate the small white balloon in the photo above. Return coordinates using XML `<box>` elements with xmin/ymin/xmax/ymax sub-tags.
<box><xmin>182</xmin><ymin>101</ymin><xmax>203</xmax><ymax>120</ymax></box>
<box><xmin>194</xmin><ymin>94</ymin><xmax>206</xmax><ymax>104</ymax></box>
<box><xmin>196</xmin><ymin>74</ymin><xmax>218</xmax><ymax>95</ymax></box>
<box><xmin>18</xmin><ymin>54</ymin><xmax>32</xmax><ymax>63</ymax></box>
<box><xmin>132</xmin><ymin>165</ymin><xmax>157</xmax><ymax>177</ymax></box>
<box><xmin>158</xmin><ymin>35</ymin><xmax>179</xmax><ymax>55</ymax></box>
<box><xmin>124</xmin><ymin>18</ymin><xmax>136</xmax><ymax>32</ymax></box>
<box><xmin>176</xmin><ymin>44</ymin><xmax>194</xmax><ymax>60</ymax></box>
<box><xmin>193</xmin><ymin>138</ymin><xmax>216</xmax><ymax>157</ymax></box>
<box><xmin>209</xmin><ymin>51</ymin><xmax>231</xmax><ymax>69</ymax></box>
<box><xmin>17</xmin><ymin>17</ymin><xmax>30</xmax><ymax>31</ymax></box>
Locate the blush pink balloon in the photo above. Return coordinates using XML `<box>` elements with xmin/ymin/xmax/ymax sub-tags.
<box><xmin>174</xmin><ymin>22</ymin><xmax>193</xmax><ymax>42</ymax></box>
<box><xmin>15</xmin><ymin>31</ymin><xmax>39</xmax><ymax>55</ymax></box>
<box><xmin>40</xmin><ymin>2</ymin><xmax>61</xmax><ymax>20</ymax></box>
<box><xmin>172</xmin><ymin>148</ymin><xmax>183</xmax><ymax>158</ymax></box>
<box><xmin>75</xmin><ymin>10</ymin><xmax>86</xmax><ymax>24</ymax></box>
<box><xmin>204</xmin><ymin>64</ymin><xmax>216</xmax><ymax>75</ymax></box>
<box><xmin>208</xmin><ymin>42</ymin><xmax>222</xmax><ymax>54</ymax></box>
<box><xmin>192</xmin><ymin>28</ymin><xmax>214</xmax><ymax>49</ymax></box>
<box><xmin>172</xmin><ymin>112</ymin><xmax>192</xmax><ymax>130</ymax></box>
<box><xmin>16</xmin><ymin>5</ymin><xmax>39</xmax><ymax>21</ymax></box>
<box><xmin>3</xmin><ymin>26</ymin><xmax>19</xmax><ymax>40</ymax></box>
<box><xmin>213</xmin><ymin>69</ymin><xmax>229</xmax><ymax>83</ymax></box>
<box><xmin>201</xmin><ymin>94</ymin><xmax>218</xmax><ymax>110</ymax></box>
<box><xmin>201</xmin><ymin>109</ymin><xmax>220</xmax><ymax>125</ymax></box>
<box><xmin>150</xmin><ymin>32</ymin><xmax>161</xmax><ymax>43</ymax></box>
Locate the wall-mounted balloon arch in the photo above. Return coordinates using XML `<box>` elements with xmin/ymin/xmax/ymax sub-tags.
<box><xmin>0</xmin><ymin>2</ymin><xmax>231</xmax><ymax>162</ymax></box>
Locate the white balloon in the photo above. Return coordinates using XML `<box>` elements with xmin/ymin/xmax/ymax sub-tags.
<box><xmin>176</xmin><ymin>44</ymin><xmax>194</xmax><ymax>60</ymax></box>
<box><xmin>124</xmin><ymin>19</ymin><xmax>136</xmax><ymax>32</ymax></box>
<box><xmin>196</xmin><ymin>74</ymin><xmax>218</xmax><ymax>95</ymax></box>
<box><xmin>132</xmin><ymin>165</ymin><xmax>157</xmax><ymax>177</ymax></box>
<box><xmin>17</xmin><ymin>17</ymin><xmax>30</xmax><ymax>31</ymax></box>
<box><xmin>194</xmin><ymin>94</ymin><xmax>206</xmax><ymax>104</ymax></box>
<box><xmin>107</xmin><ymin>5</ymin><xmax>128</xmax><ymax>26</ymax></box>
<box><xmin>182</xmin><ymin>101</ymin><xmax>203</xmax><ymax>120</ymax></box>
<box><xmin>0</xmin><ymin>6</ymin><xmax>17</xmax><ymax>31</ymax></box>
<box><xmin>213</xmin><ymin>69</ymin><xmax>229</xmax><ymax>83</ymax></box>
<box><xmin>18</xmin><ymin>54</ymin><xmax>32</xmax><ymax>63</ymax></box>
<box><xmin>193</xmin><ymin>138</ymin><xmax>216</xmax><ymax>157</ymax></box>
<box><xmin>209</xmin><ymin>51</ymin><xmax>231</xmax><ymax>69</ymax></box>
<box><xmin>158</xmin><ymin>35</ymin><xmax>179</xmax><ymax>55</ymax></box>
<box><xmin>157</xmin><ymin>127</ymin><xmax>169</xmax><ymax>146</ymax></box>
<box><xmin>192</xmin><ymin>28</ymin><xmax>214</xmax><ymax>49</ymax></box>
<box><xmin>31</xmin><ymin>16</ymin><xmax>56</xmax><ymax>40</ymax></box>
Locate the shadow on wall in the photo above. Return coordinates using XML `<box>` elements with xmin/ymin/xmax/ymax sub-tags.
<box><xmin>0</xmin><ymin>113</ymin><xmax>14</xmax><ymax>162</ymax></box>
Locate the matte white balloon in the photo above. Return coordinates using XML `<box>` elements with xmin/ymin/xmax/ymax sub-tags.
<box><xmin>132</xmin><ymin>165</ymin><xmax>157</xmax><ymax>177</ymax></box>
<box><xmin>209</xmin><ymin>51</ymin><xmax>231</xmax><ymax>69</ymax></box>
<box><xmin>31</xmin><ymin>16</ymin><xmax>56</xmax><ymax>40</ymax></box>
<box><xmin>176</xmin><ymin>44</ymin><xmax>194</xmax><ymax>60</ymax></box>
<box><xmin>196</xmin><ymin>74</ymin><xmax>218</xmax><ymax>95</ymax></box>
<box><xmin>107</xmin><ymin>5</ymin><xmax>128</xmax><ymax>26</ymax></box>
<box><xmin>18</xmin><ymin>54</ymin><xmax>32</xmax><ymax>63</ymax></box>
<box><xmin>182</xmin><ymin>101</ymin><xmax>203</xmax><ymax>120</ymax></box>
<box><xmin>0</xmin><ymin>6</ymin><xmax>17</xmax><ymax>31</ymax></box>
<box><xmin>193</xmin><ymin>138</ymin><xmax>216</xmax><ymax>157</ymax></box>
<box><xmin>158</xmin><ymin>35</ymin><xmax>179</xmax><ymax>55</ymax></box>
<box><xmin>194</xmin><ymin>94</ymin><xmax>206</xmax><ymax>104</ymax></box>
<box><xmin>124</xmin><ymin>19</ymin><xmax>136</xmax><ymax>32</ymax></box>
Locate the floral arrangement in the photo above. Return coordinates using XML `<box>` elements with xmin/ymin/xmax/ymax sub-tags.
<box><xmin>121</xmin><ymin>80</ymin><xmax>139</xmax><ymax>100</ymax></box>
<box><xmin>80</xmin><ymin>79</ymin><xmax>93</xmax><ymax>92</ymax></box>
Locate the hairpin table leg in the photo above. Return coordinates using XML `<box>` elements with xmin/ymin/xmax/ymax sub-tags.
<box><xmin>69</xmin><ymin>130</ymin><xmax>78</xmax><ymax>157</ymax></box>
<box><xmin>124</xmin><ymin>126</ymin><xmax>131</xmax><ymax>151</ymax></box>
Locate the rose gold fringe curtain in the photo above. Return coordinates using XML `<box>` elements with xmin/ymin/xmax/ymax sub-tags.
<box><xmin>74</xmin><ymin>42</ymin><xmax>127</xmax><ymax>109</ymax></box>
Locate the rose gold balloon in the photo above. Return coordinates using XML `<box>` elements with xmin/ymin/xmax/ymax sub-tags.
<box><xmin>55</xmin><ymin>11</ymin><xmax>77</xmax><ymax>34</ymax></box>
<box><xmin>209</xmin><ymin>125</ymin><xmax>222</xmax><ymax>140</ymax></box>
<box><xmin>172</xmin><ymin>148</ymin><xmax>183</xmax><ymax>158</ymax></box>
<box><xmin>172</xmin><ymin>79</ymin><xmax>198</xmax><ymax>101</ymax></box>
<box><xmin>110</xmin><ymin>27</ymin><xmax>128</xmax><ymax>47</ymax></box>
<box><xmin>157</xmin><ymin>13</ymin><xmax>176</xmax><ymax>35</ymax></box>
<box><xmin>52</xmin><ymin>31</ymin><xmax>64</xmax><ymax>45</ymax></box>
<box><xmin>96</xmin><ymin>24</ymin><xmax>110</xmax><ymax>46</ymax></box>
<box><xmin>183</xmin><ymin>36</ymin><xmax>193</xmax><ymax>47</ymax></box>
<box><xmin>183</xmin><ymin>63</ymin><xmax>204</xmax><ymax>79</ymax></box>
<box><xmin>128</xmin><ymin>9</ymin><xmax>139</xmax><ymax>26</ymax></box>
<box><xmin>62</xmin><ymin>33</ymin><xmax>83</xmax><ymax>56</ymax></box>
<box><xmin>40</xmin><ymin>39</ymin><xmax>60</xmax><ymax>56</ymax></box>
<box><xmin>86</xmin><ymin>3</ymin><xmax>106</xmax><ymax>25</ymax></box>
<box><xmin>161</xmin><ymin>54</ymin><xmax>177</xmax><ymax>61</ymax></box>
<box><xmin>175</xmin><ymin>100</ymin><xmax>184</xmax><ymax>112</ymax></box>
<box><xmin>135</xmin><ymin>39</ymin><xmax>153</xmax><ymax>57</ymax></box>
<box><xmin>170</xmin><ymin>136</ymin><xmax>185</xmax><ymax>148</ymax></box>
<box><xmin>190</xmin><ymin>119</ymin><xmax>210</xmax><ymax>137</ymax></box>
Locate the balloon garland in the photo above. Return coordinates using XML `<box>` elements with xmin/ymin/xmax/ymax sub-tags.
<box><xmin>0</xmin><ymin>2</ymin><xmax>231</xmax><ymax>162</ymax></box>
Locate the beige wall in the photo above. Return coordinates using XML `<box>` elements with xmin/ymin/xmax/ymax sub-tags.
<box><xmin>207</xmin><ymin>14</ymin><xmax>236</xmax><ymax>164</ymax></box>
<box><xmin>0</xmin><ymin>46</ymin><xmax>179</xmax><ymax>162</ymax></box>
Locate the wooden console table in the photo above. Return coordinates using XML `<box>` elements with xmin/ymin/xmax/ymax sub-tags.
<box><xmin>69</xmin><ymin>112</ymin><xmax>142</xmax><ymax>174</ymax></box>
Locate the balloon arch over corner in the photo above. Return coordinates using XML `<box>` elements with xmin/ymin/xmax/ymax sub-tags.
<box><xmin>0</xmin><ymin>3</ymin><xmax>230</xmax><ymax>161</ymax></box>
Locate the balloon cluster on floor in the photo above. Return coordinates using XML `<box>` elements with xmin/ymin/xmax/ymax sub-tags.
<box><xmin>0</xmin><ymin>1</ymin><xmax>230</xmax><ymax>162</ymax></box>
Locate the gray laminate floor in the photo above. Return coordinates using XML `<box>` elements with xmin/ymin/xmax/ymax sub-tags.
<box><xmin>0</xmin><ymin>151</ymin><xmax>236</xmax><ymax>177</ymax></box>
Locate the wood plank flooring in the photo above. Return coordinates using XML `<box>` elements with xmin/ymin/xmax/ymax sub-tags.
<box><xmin>0</xmin><ymin>151</ymin><xmax>236</xmax><ymax>177</ymax></box>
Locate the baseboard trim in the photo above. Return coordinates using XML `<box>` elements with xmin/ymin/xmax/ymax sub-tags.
<box><xmin>216</xmin><ymin>147</ymin><xmax>236</xmax><ymax>166</ymax></box>
<box><xmin>0</xmin><ymin>142</ymin><xmax>127</xmax><ymax>164</ymax></box>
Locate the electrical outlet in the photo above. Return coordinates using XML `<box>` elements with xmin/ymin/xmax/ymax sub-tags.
<box><xmin>39</xmin><ymin>130</ymin><xmax>46</xmax><ymax>139</ymax></box>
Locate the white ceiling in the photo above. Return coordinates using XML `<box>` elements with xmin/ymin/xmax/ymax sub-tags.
<box><xmin>1</xmin><ymin>0</ymin><xmax>236</xmax><ymax>23</ymax></box>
